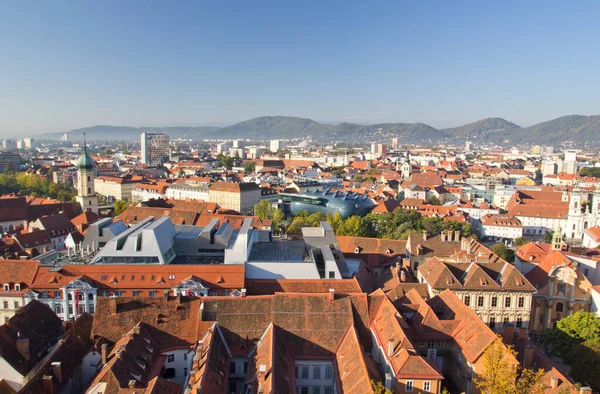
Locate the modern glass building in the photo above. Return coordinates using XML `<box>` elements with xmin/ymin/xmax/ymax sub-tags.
<box><xmin>278</xmin><ymin>189</ymin><xmax>374</xmax><ymax>218</ymax></box>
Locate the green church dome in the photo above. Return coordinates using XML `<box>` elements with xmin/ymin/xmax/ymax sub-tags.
<box><xmin>77</xmin><ymin>151</ymin><xmax>94</xmax><ymax>170</ymax></box>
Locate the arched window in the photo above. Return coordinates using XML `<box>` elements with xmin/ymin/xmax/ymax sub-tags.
<box><xmin>88</xmin><ymin>293</ymin><xmax>94</xmax><ymax>300</ymax></box>
<box><xmin>67</xmin><ymin>293</ymin><xmax>72</xmax><ymax>300</ymax></box>
<box><xmin>556</xmin><ymin>302</ymin><xmax>564</xmax><ymax>312</ymax></box>
<box><xmin>78</xmin><ymin>293</ymin><xmax>85</xmax><ymax>301</ymax></box>
<box><xmin>54</xmin><ymin>304</ymin><xmax>63</xmax><ymax>314</ymax></box>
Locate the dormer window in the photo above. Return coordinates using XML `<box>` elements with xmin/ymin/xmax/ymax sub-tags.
<box><xmin>14</xmin><ymin>284</ymin><xmax>20</xmax><ymax>291</ymax></box>
<box><xmin>354</xmin><ymin>247</ymin><xmax>360</xmax><ymax>253</ymax></box>
<box><xmin>3</xmin><ymin>284</ymin><xmax>9</xmax><ymax>291</ymax></box>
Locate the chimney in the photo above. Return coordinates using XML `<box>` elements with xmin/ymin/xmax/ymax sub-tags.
<box><xmin>16</xmin><ymin>337</ymin><xmax>30</xmax><ymax>361</ymax></box>
<box><xmin>109</xmin><ymin>296</ymin><xmax>118</xmax><ymax>316</ymax></box>
<box><xmin>502</xmin><ymin>325</ymin><xmax>515</xmax><ymax>346</ymax></box>
<box><xmin>128</xmin><ymin>379</ymin><xmax>136</xmax><ymax>389</ymax></box>
<box><xmin>523</xmin><ymin>345</ymin><xmax>534</xmax><ymax>369</ymax></box>
<box><xmin>400</xmin><ymin>270</ymin><xmax>406</xmax><ymax>282</ymax></box>
<box><xmin>384</xmin><ymin>373</ymin><xmax>393</xmax><ymax>390</ymax></box>
<box><xmin>116</xmin><ymin>348</ymin><xmax>124</xmax><ymax>360</ymax></box>
<box><xmin>42</xmin><ymin>375</ymin><xmax>55</xmax><ymax>394</ymax></box>
<box><xmin>580</xmin><ymin>387</ymin><xmax>593</xmax><ymax>394</ymax></box>
<box><xmin>259</xmin><ymin>364</ymin><xmax>267</xmax><ymax>374</ymax></box>
<box><xmin>241</xmin><ymin>288</ymin><xmax>247</xmax><ymax>298</ymax></box>
<box><xmin>329</xmin><ymin>288</ymin><xmax>335</xmax><ymax>302</ymax></box>
<box><xmin>423</xmin><ymin>230</ymin><xmax>428</xmax><ymax>241</ymax></box>
<box><xmin>51</xmin><ymin>361</ymin><xmax>63</xmax><ymax>383</ymax></box>
<box><xmin>454</xmin><ymin>231</ymin><xmax>460</xmax><ymax>242</ymax></box>
<box><xmin>387</xmin><ymin>339</ymin><xmax>395</xmax><ymax>356</ymax></box>
<box><xmin>550</xmin><ymin>377</ymin><xmax>559</xmax><ymax>389</ymax></box>
<box><xmin>133</xmin><ymin>325</ymin><xmax>141</xmax><ymax>335</ymax></box>
<box><xmin>101</xmin><ymin>343</ymin><xmax>108</xmax><ymax>364</ymax></box>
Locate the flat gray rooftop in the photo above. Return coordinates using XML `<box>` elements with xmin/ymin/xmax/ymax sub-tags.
<box><xmin>248</xmin><ymin>240</ymin><xmax>310</xmax><ymax>262</ymax></box>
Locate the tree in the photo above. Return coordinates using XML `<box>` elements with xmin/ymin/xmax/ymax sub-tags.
<box><xmin>244</xmin><ymin>161</ymin><xmax>256</xmax><ymax>175</ymax></box>
<box><xmin>254</xmin><ymin>200</ymin><xmax>274</xmax><ymax>220</ymax></box>
<box><xmin>544</xmin><ymin>231</ymin><xmax>554</xmax><ymax>243</ymax></box>
<box><xmin>114</xmin><ymin>200</ymin><xmax>130</xmax><ymax>215</ymax></box>
<box><xmin>491</xmin><ymin>243</ymin><xmax>515</xmax><ymax>263</ymax></box>
<box><xmin>542</xmin><ymin>312</ymin><xmax>600</xmax><ymax>389</ymax></box>
<box><xmin>579</xmin><ymin>167</ymin><xmax>600</xmax><ymax>178</ymax></box>
<box><xmin>542</xmin><ymin>311</ymin><xmax>600</xmax><ymax>357</ymax></box>
<box><xmin>370</xmin><ymin>379</ymin><xmax>392</xmax><ymax>394</ymax></box>
<box><xmin>567</xmin><ymin>341</ymin><xmax>600</xmax><ymax>389</ymax></box>
<box><xmin>426</xmin><ymin>196</ymin><xmax>442</xmax><ymax>205</ymax></box>
<box><xmin>221</xmin><ymin>155</ymin><xmax>234</xmax><ymax>169</ymax></box>
<box><xmin>475</xmin><ymin>338</ymin><xmax>546</xmax><ymax>394</ymax></box>
<box><xmin>514</xmin><ymin>237</ymin><xmax>530</xmax><ymax>247</ymax></box>
<box><xmin>286</xmin><ymin>217</ymin><xmax>306</xmax><ymax>234</ymax></box>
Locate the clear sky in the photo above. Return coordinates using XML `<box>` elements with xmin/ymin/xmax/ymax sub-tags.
<box><xmin>1</xmin><ymin>1</ymin><xmax>599</xmax><ymax>137</ymax></box>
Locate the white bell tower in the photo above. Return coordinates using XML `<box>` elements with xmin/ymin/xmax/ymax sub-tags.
<box><xmin>75</xmin><ymin>134</ymin><xmax>98</xmax><ymax>213</ymax></box>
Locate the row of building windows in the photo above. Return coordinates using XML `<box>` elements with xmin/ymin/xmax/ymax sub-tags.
<box><xmin>297</xmin><ymin>387</ymin><xmax>333</xmax><ymax>394</ymax></box>
<box><xmin>296</xmin><ymin>366</ymin><xmax>333</xmax><ymax>380</ymax></box>
<box><xmin>2</xmin><ymin>301</ymin><xmax>19</xmax><ymax>309</ymax></box>
<box><xmin>405</xmin><ymin>380</ymin><xmax>431</xmax><ymax>392</ymax></box>
<box><xmin>464</xmin><ymin>295</ymin><xmax>525</xmax><ymax>308</ymax></box>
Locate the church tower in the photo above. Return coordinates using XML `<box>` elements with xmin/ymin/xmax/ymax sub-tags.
<box><xmin>75</xmin><ymin>135</ymin><xmax>98</xmax><ymax>213</ymax></box>
<box><xmin>551</xmin><ymin>224</ymin><xmax>564</xmax><ymax>251</ymax></box>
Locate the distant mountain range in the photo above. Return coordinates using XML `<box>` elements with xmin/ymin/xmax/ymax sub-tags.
<box><xmin>37</xmin><ymin>115</ymin><xmax>600</xmax><ymax>148</ymax></box>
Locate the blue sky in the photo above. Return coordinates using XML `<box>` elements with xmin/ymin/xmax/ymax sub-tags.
<box><xmin>0</xmin><ymin>1</ymin><xmax>599</xmax><ymax>136</ymax></box>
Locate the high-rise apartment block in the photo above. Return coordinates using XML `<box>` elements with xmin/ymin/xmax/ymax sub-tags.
<box><xmin>141</xmin><ymin>132</ymin><xmax>170</xmax><ymax>165</ymax></box>
<box><xmin>270</xmin><ymin>139</ymin><xmax>281</xmax><ymax>152</ymax></box>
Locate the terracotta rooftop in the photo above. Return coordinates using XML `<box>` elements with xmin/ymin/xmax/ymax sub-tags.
<box><xmin>31</xmin><ymin>264</ymin><xmax>245</xmax><ymax>291</ymax></box>
<box><xmin>91</xmin><ymin>296</ymin><xmax>202</xmax><ymax>349</ymax></box>
<box><xmin>188</xmin><ymin>323</ymin><xmax>231</xmax><ymax>394</ymax></box>
<box><xmin>0</xmin><ymin>300</ymin><xmax>62</xmax><ymax>375</ymax></box>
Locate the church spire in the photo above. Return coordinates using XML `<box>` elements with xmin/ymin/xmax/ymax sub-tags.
<box><xmin>83</xmin><ymin>132</ymin><xmax>87</xmax><ymax>154</ymax></box>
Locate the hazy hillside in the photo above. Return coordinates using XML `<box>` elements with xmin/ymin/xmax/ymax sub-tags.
<box><xmin>215</xmin><ymin>116</ymin><xmax>336</xmax><ymax>140</ymax></box>
<box><xmin>36</xmin><ymin>115</ymin><xmax>600</xmax><ymax>147</ymax></box>
<box><xmin>520</xmin><ymin>115</ymin><xmax>600</xmax><ymax>148</ymax></box>
<box><xmin>444</xmin><ymin>117</ymin><xmax>521</xmax><ymax>137</ymax></box>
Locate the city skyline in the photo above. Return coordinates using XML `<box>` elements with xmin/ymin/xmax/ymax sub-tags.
<box><xmin>1</xmin><ymin>1</ymin><xmax>600</xmax><ymax>137</ymax></box>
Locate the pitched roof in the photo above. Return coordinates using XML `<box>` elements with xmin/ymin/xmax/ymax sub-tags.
<box><xmin>70</xmin><ymin>211</ymin><xmax>102</xmax><ymax>228</ymax></box>
<box><xmin>203</xmin><ymin>293</ymin><xmax>367</xmax><ymax>359</ymax></box>
<box><xmin>34</xmin><ymin>213</ymin><xmax>76</xmax><ymax>234</ymax></box>
<box><xmin>371</xmin><ymin>199</ymin><xmax>400</xmax><ymax>213</ymax></box>
<box><xmin>425</xmin><ymin>290</ymin><xmax>499</xmax><ymax>363</ymax></box>
<box><xmin>0</xmin><ymin>260</ymin><xmax>39</xmax><ymax>292</ymax></box>
<box><xmin>369</xmin><ymin>294</ymin><xmax>442</xmax><ymax>379</ymax></box>
<box><xmin>244</xmin><ymin>278</ymin><xmax>362</xmax><ymax>295</ymax></box>
<box><xmin>209</xmin><ymin>182</ymin><xmax>260</xmax><ymax>192</ymax></box>
<box><xmin>188</xmin><ymin>323</ymin><xmax>231</xmax><ymax>394</ymax></box>
<box><xmin>91</xmin><ymin>296</ymin><xmax>202</xmax><ymax>349</ymax></box>
<box><xmin>116</xmin><ymin>206</ymin><xmax>199</xmax><ymax>225</ymax></box>
<box><xmin>334</xmin><ymin>325</ymin><xmax>379</xmax><ymax>394</ymax></box>
<box><xmin>13</xmin><ymin>230</ymin><xmax>51</xmax><ymax>249</ymax></box>
<box><xmin>516</xmin><ymin>242</ymin><xmax>550</xmax><ymax>263</ymax></box>
<box><xmin>584</xmin><ymin>226</ymin><xmax>600</xmax><ymax>243</ymax></box>
<box><xmin>31</xmin><ymin>264</ymin><xmax>245</xmax><ymax>290</ymax></box>
<box><xmin>87</xmin><ymin>322</ymin><xmax>182</xmax><ymax>394</ymax></box>
<box><xmin>418</xmin><ymin>257</ymin><xmax>535</xmax><ymax>292</ymax></box>
<box><xmin>0</xmin><ymin>197</ymin><xmax>28</xmax><ymax>222</ymax></box>
<box><xmin>337</xmin><ymin>236</ymin><xmax>406</xmax><ymax>268</ymax></box>
<box><xmin>19</xmin><ymin>313</ymin><xmax>94</xmax><ymax>394</ymax></box>
<box><xmin>0</xmin><ymin>300</ymin><xmax>62</xmax><ymax>375</ymax></box>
